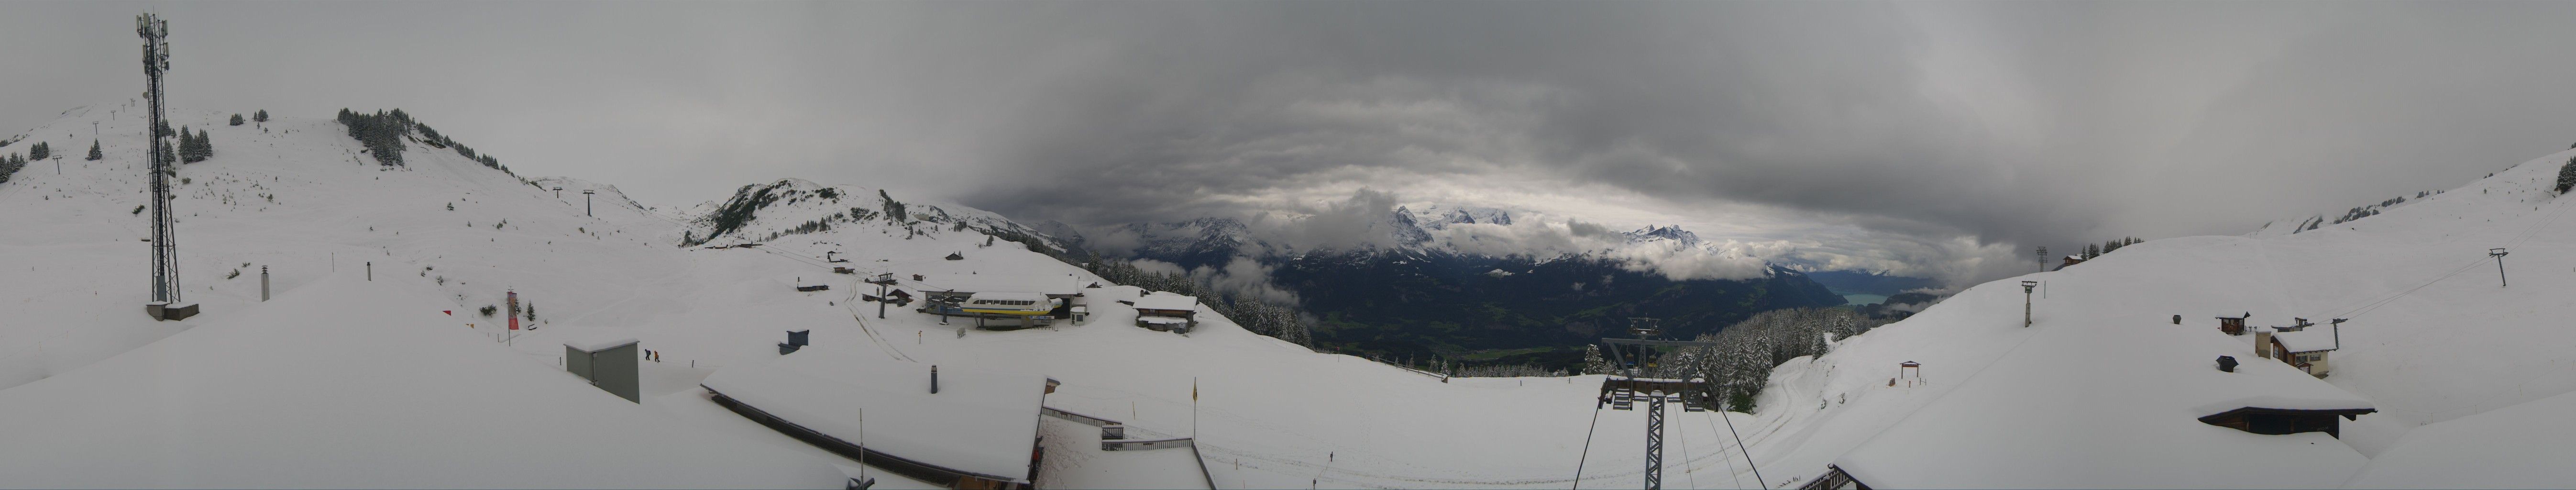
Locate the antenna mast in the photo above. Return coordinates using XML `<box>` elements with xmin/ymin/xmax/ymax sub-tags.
<box><xmin>138</xmin><ymin>12</ymin><xmax>193</xmax><ymax>321</ymax></box>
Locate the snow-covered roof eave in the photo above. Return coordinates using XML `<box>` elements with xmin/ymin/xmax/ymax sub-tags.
<box><xmin>1132</xmin><ymin>294</ymin><xmax>1200</xmax><ymax>312</ymax></box>
<box><xmin>563</xmin><ymin>337</ymin><xmax>638</xmax><ymax>352</ymax></box>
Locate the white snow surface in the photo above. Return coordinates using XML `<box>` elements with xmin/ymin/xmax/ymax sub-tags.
<box><xmin>10</xmin><ymin>104</ymin><xmax>2576</xmax><ymax>488</ymax></box>
<box><xmin>0</xmin><ymin>275</ymin><xmax>846</xmax><ymax>488</ymax></box>
<box><xmin>702</xmin><ymin>347</ymin><xmax>1050</xmax><ymax>483</ymax></box>
<box><xmin>1833</xmin><ymin>317</ymin><xmax>2372</xmax><ymax>489</ymax></box>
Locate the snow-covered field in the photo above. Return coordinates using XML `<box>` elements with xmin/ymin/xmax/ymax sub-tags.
<box><xmin>5</xmin><ymin>102</ymin><xmax>2576</xmax><ymax>488</ymax></box>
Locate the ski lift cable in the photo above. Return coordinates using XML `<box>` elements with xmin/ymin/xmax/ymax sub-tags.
<box><xmin>2505</xmin><ymin>191</ymin><xmax>2571</xmax><ymax>247</ymax></box>
<box><xmin>1703</xmin><ymin>412</ymin><xmax>1748</xmax><ymax>490</ymax></box>
<box><xmin>2323</xmin><ymin>258</ymin><xmax>2489</xmax><ymax>321</ymax></box>
<box><xmin>1571</xmin><ymin>403</ymin><xmax>1605</xmax><ymax>490</ymax></box>
<box><xmin>1674</xmin><ymin>405</ymin><xmax>1699</xmax><ymax>490</ymax></box>
<box><xmin>1713</xmin><ymin>405</ymin><xmax>1764</xmax><ymax>489</ymax></box>
<box><xmin>2303</xmin><ymin>256</ymin><xmax>2487</xmax><ymax>321</ymax></box>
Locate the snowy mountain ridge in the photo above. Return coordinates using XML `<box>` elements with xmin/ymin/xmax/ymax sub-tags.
<box><xmin>8</xmin><ymin>100</ymin><xmax>2576</xmax><ymax>487</ymax></box>
<box><xmin>679</xmin><ymin>177</ymin><xmax>1065</xmax><ymax>251</ymax></box>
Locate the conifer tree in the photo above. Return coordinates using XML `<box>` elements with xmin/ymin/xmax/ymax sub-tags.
<box><xmin>156</xmin><ymin>139</ymin><xmax>177</xmax><ymax>170</ymax></box>
<box><xmin>2558</xmin><ymin>156</ymin><xmax>2576</xmax><ymax>194</ymax></box>
<box><xmin>1583</xmin><ymin>345</ymin><xmax>1613</xmax><ymax>375</ymax></box>
<box><xmin>0</xmin><ymin>153</ymin><xmax>23</xmax><ymax>184</ymax></box>
<box><xmin>86</xmin><ymin>140</ymin><xmax>101</xmax><ymax>161</ymax></box>
<box><xmin>229</xmin><ymin>113</ymin><xmax>244</xmax><ymax>126</ymax></box>
<box><xmin>252</xmin><ymin>110</ymin><xmax>268</xmax><ymax>123</ymax></box>
<box><xmin>27</xmin><ymin>141</ymin><xmax>48</xmax><ymax>161</ymax></box>
<box><xmin>178</xmin><ymin>127</ymin><xmax>211</xmax><ymax>163</ymax></box>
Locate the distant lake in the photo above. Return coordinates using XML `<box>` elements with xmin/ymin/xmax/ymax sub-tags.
<box><xmin>1841</xmin><ymin>293</ymin><xmax>1888</xmax><ymax>305</ymax></box>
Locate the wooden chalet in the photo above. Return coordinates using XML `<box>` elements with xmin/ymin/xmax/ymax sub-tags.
<box><xmin>2215</xmin><ymin>313</ymin><xmax>2249</xmax><ymax>335</ymax></box>
<box><xmin>2257</xmin><ymin>327</ymin><xmax>2339</xmax><ymax>378</ymax></box>
<box><xmin>1127</xmin><ymin>293</ymin><xmax>1201</xmax><ymax>334</ymax></box>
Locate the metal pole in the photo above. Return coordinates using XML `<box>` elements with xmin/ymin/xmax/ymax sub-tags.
<box><xmin>138</xmin><ymin>13</ymin><xmax>181</xmax><ymax>312</ymax></box>
<box><xmin>1643</xmin><ymin>394</ymin><xmax>1666</xmax><ymax>490</ymax></box>
<box><xmin>2021</xmin><ymin>281</ymin><xmax>2038</xmax><ymax>327</ymax></box>
<box><xmin>583</xmin><ymin>190</ymin><xmax>595</xmax><ymax>216</ymax></box>
<box><xmin>2490</xmin><ymin>248</ymin><xmax>2510</xmax><ymax>287</ymax></box>
<box><xmin>260</xmin><ymin>266</ymin><xmax>269</xmax><ymax>301</ymax></box>
<box><xmin>366</xmin><ymin>261</ymin><xmax>371</xmax><ymax>281</ymax></box>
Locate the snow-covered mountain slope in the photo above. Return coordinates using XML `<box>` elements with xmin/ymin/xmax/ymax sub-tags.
<box><xmin>0</xmin><ymin>274</ymin><xmax>850</xmax><ymax>488</ymax></box>
<box><xmin>1719</xmin><ymin>148</ymin><xmax>2576</xmax><ymax>487</ymax></box>
<box><xmin>9</xmin><ymin>98</ymin><xmax>2576</xmax><ymax>488</ymax></box>
<box><xmin>0</xmin><ymin>105</ymin><xmax>1718</xmax><ymax>488</ymax></box>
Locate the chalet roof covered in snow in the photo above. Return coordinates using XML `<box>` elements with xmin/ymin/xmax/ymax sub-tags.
<box><xmin>914</xmin><ymin>273</ymin><xmax>1085</xmax><ymax>296</ymax></box>
<box><xmin>563</xmin><ymin>335</ymin><xmax>639</xmax><ymax>352</ymax></box>
<box><xmin>1831</xmin><ymin>319</ymin><xmax>2374</xmax><ymax>488</ymax></box>
<box><xmin>2271</xmin><ymin>329</ymin><xmax>2338</xmax><ymax>353</ymax></box>
<box><xmin>699</xmin><ymin>347</ymin><xmax>1050</xmax><ymax>483</ymax></box>
<box><xmin>1131</xmin><ymin>293</ymin><xmax>1200</xmax><ymax>312</ymax></box>
<box><xmin>0</xmin><ymin>277</ymin><xmax>845</xmax><ymax>488</ymax></box>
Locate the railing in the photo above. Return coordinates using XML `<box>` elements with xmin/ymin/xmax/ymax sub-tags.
<box><xmin>1040</xmin><ymin>406</ymin><xmax>1122</xmax><ymax>427</ymax></box>
<box><xmin>1102</xmin><ymin>437</ymin><xmax>1194</xmax><ymax>451</ymax></box>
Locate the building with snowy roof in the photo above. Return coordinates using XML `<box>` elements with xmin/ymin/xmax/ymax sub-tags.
<box><xmin>2214</xmin><ymin>312</ymin><xmax>2251</xmax><ymax>335</ymax></box>
<box><xmin>1807</xmin><ymin>318</ymin><xmax>2375</xmax><ymax>489</ymax></box>
<box><xmin>914</xmin><ymin>273</ymin><xmax>1089</xmax><ymax>301</ymax></box>
<box><xmin>915</xmin><ymin>273</ymin><xmax>1089</xmax><ymax>320</ymax></box>
<box><xmin>2257</xmin><ymin>327</ymin><xmax>2339</xmax><ymax>378</ymax></box>
<box><xmin>1125</xmin><ymin>292</ymin><xmax>1201</xmax><ymax>334</ymax></box>
<box><xmin>563</xmin><ymin>335</ymin><xmax>640</xmax><ymax>402</ymax></box>
<box><xmin>700</xmin><ymin>348</ymin><xmax>1057</xmax><ymax>489</ymax></box>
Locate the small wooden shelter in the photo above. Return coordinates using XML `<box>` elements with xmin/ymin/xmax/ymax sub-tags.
<box><xmin>2216</xmin><ymin>313</ymin><xmax>2249</xmax><ymax>335</ymax></box>
<box><xmin>1129</xmin><ymin>293</ymin><xmax>1201</xmax><ymax>334</ymax></box>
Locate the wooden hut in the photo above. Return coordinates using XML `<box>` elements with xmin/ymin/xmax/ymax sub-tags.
<box><xmin>1130</xmin><ymin>293</ymin><xmax>1201</xmax><ymax>334</ymax></box>
<box><xmin>2215</xmin><ymin>313</ymin><xmax>2249</xmax><ymax>335</ymax></box>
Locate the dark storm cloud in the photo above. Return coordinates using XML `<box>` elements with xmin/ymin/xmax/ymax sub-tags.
<box><xmin>10</xmin><ymin>1</ymin><xmax>2576</xmax><ymax>285</ymax></box>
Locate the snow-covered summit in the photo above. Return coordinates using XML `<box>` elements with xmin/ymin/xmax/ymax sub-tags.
<box><xmin>679</xmin><ymin>177</ymin><xmax>1063</xmax><ymax>250</ymax></box>
<box><xmin>1405</xmin><ymin>203</ymin><xmax>1516</xmax><ymax>230</ymax></box>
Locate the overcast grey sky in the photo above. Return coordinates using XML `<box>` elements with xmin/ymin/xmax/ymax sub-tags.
<box><xmin>6</xmin><ymin>1</ymin><xmax>2575</xmax><ymax>285</ymax></box>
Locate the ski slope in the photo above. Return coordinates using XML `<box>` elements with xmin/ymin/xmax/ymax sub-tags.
<box><xmin>5</xmin><ymin>102</ymin><xmax>2576</xmax><ymax>487</ymax></box>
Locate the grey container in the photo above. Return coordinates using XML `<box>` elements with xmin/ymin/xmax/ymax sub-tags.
<box><xmin>565</xmin><ymin>338</ymin><xmax>640</xmax><ymax>403</ymax></box>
